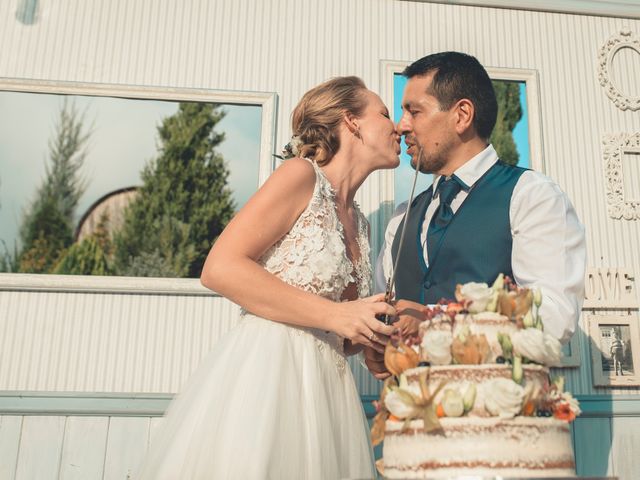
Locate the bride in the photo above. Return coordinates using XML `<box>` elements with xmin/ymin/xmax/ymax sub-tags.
<box><xmin>136</xmin><ymin>76</ymin><xmax>400</xmax><ymax>479</ymax></box>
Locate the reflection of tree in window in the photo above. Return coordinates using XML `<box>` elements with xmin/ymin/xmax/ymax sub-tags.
<box><xmin>16</xmin><ymin>100</ymin><xmax>89</xmax><ymax>274</ymax></box>
<box><xmin>114</xmin><ymin>103</ymin><xmax>235</xmax><ymax>278</ymax></box>
<box><xmin>4</xmin><ymin>101</ymin><xmax>236</xmax><ymax>279</ymax></box>
<box><xmin>490</xmin><ymin>81</ymin><xmax>522</xmax><ymax>167</ymax></box>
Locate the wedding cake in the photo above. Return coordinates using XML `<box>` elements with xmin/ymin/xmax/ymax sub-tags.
<box><xmin>372</xmin><ymin>275</ymin><xmax>580</xmax><ymax>479</ymax></box>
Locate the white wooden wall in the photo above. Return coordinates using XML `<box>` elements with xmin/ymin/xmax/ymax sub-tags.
<box><xmin>2</xmin><ymin>0</ymin><xmax>640</xmax><ymax>478</ymax></box>
<box><xmin>0</xmin><ymin>414</ymin><xmax>165</xmax><ymax>480</ymax></box>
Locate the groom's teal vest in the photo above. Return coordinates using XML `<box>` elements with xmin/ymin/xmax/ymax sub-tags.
<box><xmin>391</xmin><ymin>161</ymin><xmax>527</xmax><ymax>304</ymax></box>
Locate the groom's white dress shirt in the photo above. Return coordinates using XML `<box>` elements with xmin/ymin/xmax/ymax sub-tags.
<box><xmin>375</xmin><ymin>145</ymin><xmax>586</xmax><ymax>344</ymax></box>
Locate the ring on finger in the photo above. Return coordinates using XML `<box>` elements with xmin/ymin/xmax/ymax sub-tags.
<box><xmin>369</xmin><ymin>332</ymin><xmax>378</xmax><ymax>342</ymax></box>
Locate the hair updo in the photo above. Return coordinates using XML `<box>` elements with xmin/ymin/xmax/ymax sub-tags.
<box><xmin>291</xmin><ymin>76</ymin><xmax>369</xmax><ymax>166</ymax></box>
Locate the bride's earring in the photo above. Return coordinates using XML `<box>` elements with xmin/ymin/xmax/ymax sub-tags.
<box><xmin>354</xmin><ymin>127</ymin><xmax>362</xmax><ymax>140</ymax></box>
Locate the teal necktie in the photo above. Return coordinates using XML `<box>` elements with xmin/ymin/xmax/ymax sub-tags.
<box><xmin>426</xmin><ymin>177</ymin><xmax>463</xmax><ymax>265</ymax></box>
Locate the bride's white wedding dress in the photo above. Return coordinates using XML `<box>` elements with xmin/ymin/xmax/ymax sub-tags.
<box><xmin>137</xmin><ymin>159</ymin><xmax>377</xmax><ymax>480</ymax></box>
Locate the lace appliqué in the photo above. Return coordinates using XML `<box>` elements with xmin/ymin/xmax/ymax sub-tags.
<box><xmin>258</xmin><ymin>159</ymin><xmax>372</xmax><ymax>373</ymax></box>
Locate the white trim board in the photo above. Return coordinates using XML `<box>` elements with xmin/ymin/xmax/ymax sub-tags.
<box><xmin>0</xmin><ymin>273</ymin><xmax>217</xmax><ymax>296</ymax></box>
<box><xmin>3</xmin><ymin>392</ymin><xmax>640</xmax><ymax>417</ymax></box>
<box><xmin>401</xmin><ymin>1</ymin><xmax>640</xmax><ymax>19</ymax></box>
<box><xmin>0</xmin><ymin>392</ymin><xmax>173</xmax><ymax>416</ymax></box>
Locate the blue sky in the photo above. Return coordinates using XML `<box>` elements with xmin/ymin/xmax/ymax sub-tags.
<box><xmin>393</xmin><ymin>75</ymin><xmax>530</xmax><ymax>206</ymax></box>
<box><xmin>0</xmin><ymin>91</ymin><xmax>261</xmax><ymax>251</ymax></box>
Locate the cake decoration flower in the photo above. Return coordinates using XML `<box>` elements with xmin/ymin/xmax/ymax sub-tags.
<box><xmin>455</xmin><ymin>282</ymin><xmax>494</xmax><ymax>313</ymax></box>
<box><xmin>451</xmin><ymin>326</ymin><xmax>491</xmax><ymax>364</ymax></box>
<box><xmin>494</xmin><ymin>276</ymin><xmax>535</xmax><ymax>327</ymax></box>
<box><xmin>462</xmin><ymin>383</ymin><xmax>477</xmax><ymax>413</ymax></box>
<box><xmin>512</xmin><ymin>328</ymin><xmax>562</xmax><ymax>367</ymax></box>
<box><xmin>384</xmin><ymin>338</ymin><xmax>420</xmax><ymax>376</ymax></box>
<box><xmin>420</xmin><ymin>329</ymin><xmax>453</xmax><ymax>365</ymax></box>
<box><xmin>541</xmin><ymin>376</ymin><xmax>581</xmax><ymax>422</ymax></box>
<box><xmin>440</xmin><ymin>389</ymin><xmax>465</xmax><ymax>417</ymax></box>
<box><xmin>371</xmin><ymin>376</ymin><xmax>395</xmax><ymax>446</ymax></box>
<box><xmin>483</xmin><ymin>377</ymin><xmax>525</xmax><ymax>418</ymax></box>
<box><xmin>377</xmin><ymin>369</ymin><xmax>447</xmax><ymax>433</ymax></box>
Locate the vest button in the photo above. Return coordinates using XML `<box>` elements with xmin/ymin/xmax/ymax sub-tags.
<box><xmin>424</xmin><ymin>280</ymin><xmax>432</xmax><ymax>289</ymax></box>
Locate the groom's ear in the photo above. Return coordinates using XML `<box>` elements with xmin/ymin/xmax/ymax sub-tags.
<box><xmin>453</xmin><ymin>98</ymin><xmax>475</xmax><ymax>136</ymax></box>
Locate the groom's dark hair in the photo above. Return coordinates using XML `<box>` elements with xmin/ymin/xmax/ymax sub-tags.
<box><xmin>403</xmin><ymin>52</ymin><xmax>498</xmax><ymax>140</ymax></box>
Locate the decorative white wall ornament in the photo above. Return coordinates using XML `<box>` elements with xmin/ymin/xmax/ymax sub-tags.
<box><xmin>602</xmin><ymin>132</ymin><xmax>640</xmax><ymax>220</ymax></box>
<box><xmin>583</xmin><ymin>267</ymin><xmax>638</xmax><ymax>309</ymax></box>
<box><xmin>598</xmin><ymin>27</ymin><xmax>640</xmax><ymax>111</ymax></box>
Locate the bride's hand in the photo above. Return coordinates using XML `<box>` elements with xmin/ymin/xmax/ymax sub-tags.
<box><xmin>330</xmin><ymin>293</ymin><xmax>396</xmax><ymax>353</ymax></box>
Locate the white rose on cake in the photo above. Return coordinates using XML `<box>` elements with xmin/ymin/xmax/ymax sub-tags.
<box><xmin>456</xmin><ymin>282</ymin><xmax>494</xmax><ymax>313</ymax></box>
<box><xmin>483</xmin><ymin>377</ymin><xmax>525</xmax><ymax>418</ymax></box>
<box><xmin>512</xmin><ymin>328</ymin><xmax>562</xmax><ymax>366</ymax></box>
<box><xmin>421</xmin><ymin>330</ymin><xmax>453</xmax><ymax>365</ymax></box>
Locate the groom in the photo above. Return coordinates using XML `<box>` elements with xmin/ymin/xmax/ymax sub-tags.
<box><xmin>365</xmin><ymin>51</ymin><xmax>586</xmax><ymax>378</ymax></box>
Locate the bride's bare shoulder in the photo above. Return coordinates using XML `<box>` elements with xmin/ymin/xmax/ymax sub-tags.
<box><xmin>241</xmin><ymin>157</ymin><xmax>316</xmax><ymax>217</ymax></box>
<box><xmin>255</xmin><ymin>157</ymin><xmax>316</xmax><ymax>201</ymax></box>
<box><xmin>268</xmin><ymin>157</ymin><xmax>315</xmax><ymax>186</ymax></box>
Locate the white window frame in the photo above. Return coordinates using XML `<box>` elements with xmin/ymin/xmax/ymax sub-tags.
<box><xmin>0</xmin><ymin>77</ymin><xmax>277</xmax><ymax>295</ymax></box>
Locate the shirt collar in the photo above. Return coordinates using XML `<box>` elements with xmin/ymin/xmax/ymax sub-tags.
<box><xmin>431</xmin><ymin>144</ymin><xmax>499</xmax><ymax>198</ymax></box>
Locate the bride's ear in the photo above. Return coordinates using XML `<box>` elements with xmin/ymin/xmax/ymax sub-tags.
<box><xmin>343</xmin><ymin>113</ymin><xmax>361</xmax><ymax>139</ymax></box>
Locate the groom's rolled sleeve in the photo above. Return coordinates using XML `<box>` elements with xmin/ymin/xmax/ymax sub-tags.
<box><xmin>510</xmin><ymin>172</ymin><xmax>586</xmax><ymax>344</ymax></box>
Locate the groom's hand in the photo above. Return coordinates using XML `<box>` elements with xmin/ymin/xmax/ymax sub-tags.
<box><xmin>394</xmin><ymin>299</ymin><xmax>429</xmax><ymax>338</ymax></box>
<box><xmin>364</xmin><ymin>347</ymin><xmax>390</xmax><ymax>380</ymax></box>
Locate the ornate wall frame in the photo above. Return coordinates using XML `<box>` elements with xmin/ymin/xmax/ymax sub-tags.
<box><xmin>602</xmin><ymin>132</ymin><xmax>640</xmax><ymax>220</ymax></box>
<box><xmin>598</xmin><ymin>27</ymin><xmax>640</xmax><ymax>112</ymax></box>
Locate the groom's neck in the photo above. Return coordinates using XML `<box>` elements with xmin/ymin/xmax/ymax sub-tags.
<box><xmin>437</xmin><ymin>138</ymin><xmax>488</xmax><ymax>176</ymax></box>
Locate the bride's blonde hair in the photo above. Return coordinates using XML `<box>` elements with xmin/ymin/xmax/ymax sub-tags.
<box><xmin>291</xmin><ymin>76</ymin><xmax>368</xmax><ymax>166</ymax></box>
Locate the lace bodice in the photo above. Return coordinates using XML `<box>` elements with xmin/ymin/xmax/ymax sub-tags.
<box><xmin>259</xmin><ymin>159</ymin><xmax>372</xmax><ymax>301</ymax></box>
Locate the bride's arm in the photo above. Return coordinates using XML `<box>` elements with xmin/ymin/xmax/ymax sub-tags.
<box><xmin>200</xmin><ymin>158</ymin><xmax>395</xmax><ymax>350</ymax></box>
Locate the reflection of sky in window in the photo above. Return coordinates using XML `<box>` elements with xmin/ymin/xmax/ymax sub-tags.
<box><xmin>393</xmin><ymin>74</ymin><xmax>530</xmax><ymax>207</ymax></box>
<box><xmin>0</xmin><ymin>91</ymin><xmax>261</xmax><ymax>251</ymax></box>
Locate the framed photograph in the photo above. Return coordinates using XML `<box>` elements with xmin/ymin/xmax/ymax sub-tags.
<box><xmin>587</xmin><ymin>314</ymin><xmax>640</xmax><ymax>387</ymax></box>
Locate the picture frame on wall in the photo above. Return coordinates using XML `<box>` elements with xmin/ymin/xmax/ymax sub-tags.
<box><xmin>587</xmin><ymin>314</ymin><xmax>640</xmax><ymax>387</ymax></box>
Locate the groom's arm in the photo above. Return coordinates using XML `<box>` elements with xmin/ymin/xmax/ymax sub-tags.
<box><xmin>510</xmin><ymin>171</ymin><xmax>586</xmax><ymax>344</ymax></box>
<box><xmin>374</xmin><ymin>202</ymin><xmax>409</xmax><ymax>293</ymax></box>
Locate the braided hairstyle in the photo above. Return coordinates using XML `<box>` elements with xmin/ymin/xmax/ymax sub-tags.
<box><xmin>291</xmin><ymin>76</ymin><xmax>368</xmax><ymax>166</ymax></box>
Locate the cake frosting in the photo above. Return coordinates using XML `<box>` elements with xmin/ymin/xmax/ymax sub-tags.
<box><xmin>383</xmin><ymin>416</ymin><xmax>575</xmax><ymax>478</ymax></box>
<box><xmin>372</xmin><ymin>275</ymin><xmax>580</xmax><ymax>479</ymax></box>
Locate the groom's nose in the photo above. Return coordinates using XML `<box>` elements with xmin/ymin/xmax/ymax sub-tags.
<box><xmin>396</xmin><ymin>112</ymin><xmax>411</xmax><ymax>135</ymax></box>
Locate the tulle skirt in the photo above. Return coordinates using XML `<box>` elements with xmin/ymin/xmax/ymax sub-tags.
<box><xmin>136</xmin><ymin>313</ymin><xmax>376</xmax><ymax>480</ymax></box>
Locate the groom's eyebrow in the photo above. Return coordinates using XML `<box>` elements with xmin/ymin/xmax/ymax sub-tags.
<box><xmin>402</xmin><ymin>101</ymin><xmax>416</xmax><ymax>111</ymax></box>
